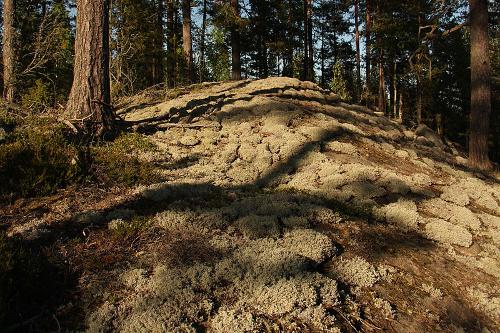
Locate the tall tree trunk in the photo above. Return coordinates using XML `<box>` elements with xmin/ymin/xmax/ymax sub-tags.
<box><xmin>199</xmin><ymin>0</ymin><xmax>207</xmax><ymax>83</ymax></box>
<box><xmin>378</xmin><ymin>57</ymin><xmax>385</xmax><ymax>114</ymax></box>
<box><xmin>284</xmin><ymin>0</ymin><xmax>294</xmax><ymax>77</ymax></box>
<box><xmin>302</xmin><ymin>0</ymin><xmax>309</xmax><ymax>81</ymax></box>
<box><xmin>307</xmin><ymin>0</ymin><xmax>313</xmax><ymax>80</ymax></box>
<box><xmin>393</xmin><ymin>62</ymin><xmax>398</xmax><ymax>118</ymax></box>
<box><xmin>468</xmin><ymin>0</ymin><xmax>492</xmax><ymax>170</ymax></box>
<box><xmin>399</xmin><ymin>92</ymin><xmax>404</xmax><ymax>122</ymax></box>
<box><xmin>166</xmin><ymin>0</ymin><xmax>175</xmax><ymax>88</ymax></box>
<box><xmin>230</xmin><ymin>0</ymin><xmax>241</xmax><ymax>80</ymax></box>
<box><xmin>354</xmin><ymin>0</ymin><xmax>361</xmax><ymax>99</ymax></box>
<box><xmin>182</xmin><ymin>0</ymin><xmax>192</xmax><ymax>83</ymax></box>
<box><xmin>66</xmin><ymin>0</ymin><xmax>114</xmax><ymax>136</ymax></box>
<box><xmin>153</xmin><ymin>0</ymin><xmax>165</xmax><ymax>85</ymax></box>
<box><xmin>2</xmin><ymin>0</ymin><xmax>16</xmax><ymax>103</ymax></box>
<box><xmin>365</xmin><ymin>0</ymin><xmax>371</xmax><ymax>92</ymax></box>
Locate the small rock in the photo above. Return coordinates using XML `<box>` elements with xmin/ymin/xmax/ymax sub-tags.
<box><xmin>415</xmin><ymin>124</ymin><xmax>444</xmax><ymax>148</ymax></box>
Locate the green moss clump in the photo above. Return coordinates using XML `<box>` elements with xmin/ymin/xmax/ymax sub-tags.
<box><xmin>92</xmin><ymin>133</ymin><xmax>160</xmax><ymax>186</ymax></box>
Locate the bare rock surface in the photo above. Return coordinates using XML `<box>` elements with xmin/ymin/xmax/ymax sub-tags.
<box><xmin>20</xmin><ymin>78</ymin><xmax>500</xmax><ymax>332</ymax></box>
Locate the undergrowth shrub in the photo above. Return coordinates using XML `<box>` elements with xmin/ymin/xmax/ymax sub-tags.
<box><xmin>0</xmin><ymin>107</ymin><xmax>160</xmax><ymax>198</ymax></box>
<box><xmin>0</xmin><ymin>116</ymin><xmax>86</xmax><ymax>197</ymax></box>
<box><xmin>21</xmin><ymin>79</ymin><xmax>53</xmax><ymax>113</ymax></box>
<box><xmin>92</xmin><ymin>132</ymin><xmax>160</xmax><ymax>186</ymax></box>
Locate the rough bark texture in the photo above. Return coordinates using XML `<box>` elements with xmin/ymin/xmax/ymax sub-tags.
<box><xmin>303</xmin><ymin>0</ymin><xmax>313</xmax><ymax>81</ymax></box>
<box><xmin>166</xmin><ymin>0</ymin><xmax>175</xmax><ymax>88</ymax></box>
<box><xmin>2</xmin><ymin>0</ymin><xmax>16</xmax><ymax>102</ymax></box>
<box><xmin>230</xmin><ymin>0</ymin><xmax>241</xmax><ymax>80</ymax></box>
<box><xmin>182</xmin><ymin>0</ymin><xmax>192</xmax><ymax>83</ymax></box>
<box><xmin>468</xmin><ymin>0</ymin><xmax>492</xmax><ymax>170</ymax></box>
<box><xmin>378</xmin><ymin>58</ymin><xmax>385</xmax><ymax>114</ymax></box>
<box><xmin>153</xmin><ymin>0</ymin><xmax>165</xmax><ymax>85</ymax></box>
<box><xmin>307</xmin><ymin>0</ymin><xmax>313</xmax><ymax>80</ymax></box>
<box><xmin>66</xmin><ymin>0</ymin><xmax>114</xmax><ymax>136</ymax></box>
<box><xmin>365</xmin><ymin>0</ymin><xmax>371</xmax><ymax>91</ymax></box>
<box><xmin>354</xmin><ymin>0</ymin><xmax>361</xmax><ymax>98</ymax></box>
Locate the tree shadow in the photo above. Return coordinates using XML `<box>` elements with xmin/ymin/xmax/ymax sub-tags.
<box><xmin>5</xmin><ymin>87</ymin><xmax>498</xmax><ymax>331</ymax></box>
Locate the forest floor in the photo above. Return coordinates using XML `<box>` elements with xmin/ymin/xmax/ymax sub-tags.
<box><xmin>2</xmin><ymin>77</ymin><xmax>500</xmax><ymax>332</ymax></box>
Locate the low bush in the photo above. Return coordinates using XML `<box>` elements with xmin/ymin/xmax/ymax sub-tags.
<box><xmin>0</xmin><ymin>108</ymin><xmax>161</xmax><ymax>198</ymax></box>
<box><xmin>0</xmin><ymin>115</ymin><xmax>86</xmax><ymax>197</ymax></box>
<box><xmin>91</xmin><ymin>132</ymin><xmax>160</xmax><ymax>187</ymax></box>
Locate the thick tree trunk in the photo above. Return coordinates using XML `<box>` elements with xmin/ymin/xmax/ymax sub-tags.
<box><xmin>468</xmin><ymin>0</ymin><xmax>492</xmax><ymax>170</ymax></box>
<box><xmin>66</xmin><ymin>0</ymin><xmax>114</xmax><ymax>136</ymax></box>
<box><xmin>230</xmin><ymin>0</ymin><xmax>241</xmax><ymax>80</ymax></box>
<box><xmin>2</xmin><ymin>0</ymin><xmax>16</xmax><ymax>102</ymax></box>
<box><xmin>199</xmin><ymin>0</ymin><xmax>207</xmax><ymax>83</ymax></box>
<box><xmin>182</xmin><ymin>0</ymin><xmax>192</xmax><ymax>83</ymax></box>
<box><xmin>354</xmin><ymin>0</ymin><xmax>361</xmax><ymax>99</ymax></box>
<box><xmin>166</xmin><ymin>0</ymin><xmax>175</xmax><ymax>88</ymax></box>
<box><xmin>365</xmin><ymin>0</ymin><xmax>371</xmax><ymax>91</ymax></box>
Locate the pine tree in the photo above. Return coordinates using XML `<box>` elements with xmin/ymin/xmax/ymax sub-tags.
<box><xmin>2</xmin><ymin>0</ymin><xmax>17</xmax><ymax>102</ymax></box>
<box><xmin>66</xmin><ymin>0</ymin><xmax>115</xmax><ymax>136</ymax></box>
<box><xmin>468</xmin><ymin>0</ymin><xmax>492</xmax><ymax>170</ymax></box>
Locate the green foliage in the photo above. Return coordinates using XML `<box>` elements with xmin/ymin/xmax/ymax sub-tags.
<box><xmin>206</xmin><ymin>27</ymin><xmax>230</xmax><ymax>82</ymax></box>
<box><xmin>92</xmin><ymin>133</ymin><xmax>160</xmax><ymax>187</ymax></box>
<box><xmin>21</xmin><ymin>79</ymin><xmax>52</xmax><ymax>112</ymax></box>
<box><xmin>0</xmin><ymin>119</ymin><xmax>85</xmax><ymax>197</ymax></box>
<box><xmin>330</xmin><ymin>62</ymin><xmax>352</xmax><ymax>101</ymax></box>
<box><xmin>111</xmin><ymin>216</ymin><xmax>152</xmax><ymax>240</ymax></box>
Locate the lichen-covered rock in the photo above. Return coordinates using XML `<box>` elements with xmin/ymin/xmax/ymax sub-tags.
<box><xmin>381</xmin><ymin>199</ymin><xmax>421</xmax><ymax>230</ymax></box>
<box><xmin>283</xmin><ymin>229</ymin><xmax>336</xmax><ymax>264</ymax></box>
<box><xmin>330</xmin><ymin>256</ymin><xmax>379</xmax><ymax>287</ymax></box>
<box><xmin>420</xmin><ymin>198</ymin><xmax>481</xmax><ymax>230</ymax></box>
<box><xmin>180</xmin><ymin>135</ymin><xmax>201</xmax><ymax>146</ymax></box>
<box><xmin>424</xmin><ymin>218</ymin><xmax>473</xmax><ymax>247</ymax></box>
<box><xmin>235</xmin><ymin>215</ymin><xmax>280</xmax><ymax>239</ymax></box>
<box><xmin>210</xmin><ymin>309</ymin><xmax>263</xmax><ymax>333</ymax></box>
<box><xmin>440</xmin><ymin>185</ymin><xmax>470</xmax><ymax>206</ymax></box>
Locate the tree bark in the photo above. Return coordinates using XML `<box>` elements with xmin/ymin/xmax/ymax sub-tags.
<box><xmin>365</xmin><ymin>0</ymin><xmax>371</xmax><ymax>91</ymax></box>
<box><xmin>468</xmin><ymin>0</ymin><xmax>492</xmax><ymax>170</ymax></box>
<box><xmin>354</xmin><ymin>0</ymin><xmax>361</xmax><ymax>99</ymax></box>
<box><xmin>2</xmin><ymin>0</ymin><xmax>16</xmax><ymax>102</ymax></box>
<box><xmin>378</xmin><ymin>57</ymin><xmax>385</xmax><ymax>114</ymax></box>
<box><xmin>302</xmin><ymin>0</ymin><xmax>310</xmax><ymax>81</ymax></box>
<box><xmin>230</xmin><ymin>0</ymin><xmax>241</xmax><ymax>80</ymax></box>
<box><xmin>199</xmin><ymin>0</ymin><xmax>207</xmax><ymax>83</ymax></box>
<box><xmin>153</xmin><ymin>0</ymin><xmax>165</xmax><ymax>85</ymax></box>
<box><xmin>166</xmin><ymin>0</ymin><xmax>175</xmax><ymax>88</ymax></box>
<box><xmin>307</xmin><ymin>0</ymin><xmax>313</xmax><ymax>80</ymax></box>
<box><xmin>182</xmin><ymin>0</ymin><xmax>192</xmax><ymax>83</ymax></box>
<box><xmin>66</xmin><ymin>0</ymin><xmax>115</xmax><ymax>136</ymax></box>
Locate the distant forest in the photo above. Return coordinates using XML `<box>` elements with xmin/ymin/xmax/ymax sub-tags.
<box><xmin>1</xmin><ymin>0</ymin><xmax>499</xmax><ymax>168</ymax></box>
